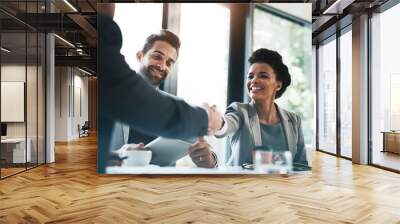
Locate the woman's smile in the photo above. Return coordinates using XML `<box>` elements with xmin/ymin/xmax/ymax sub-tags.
<box><xmin>249</xmin><ymin>85</ymin><xmax>264</xmax><ymax>93</ymax></box>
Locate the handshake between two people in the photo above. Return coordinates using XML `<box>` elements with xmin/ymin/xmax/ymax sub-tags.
<box><xmin>202</xmin><ymin>103</ymin><xmax>224</xmax><ymax>136</ymax></box>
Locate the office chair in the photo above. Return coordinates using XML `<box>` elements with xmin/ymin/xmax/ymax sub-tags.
<box><xmin>79</xmin><ymin>121</ymin><xmax>90</xmax><ymax>138</ymax></box>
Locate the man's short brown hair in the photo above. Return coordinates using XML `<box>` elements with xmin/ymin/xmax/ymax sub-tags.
<box><xmin>141</xmin><ymin>30</ymin><xmax>181</xmax><ymax>56</ymax></box>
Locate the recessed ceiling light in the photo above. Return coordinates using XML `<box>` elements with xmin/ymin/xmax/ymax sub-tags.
<box><xmin>63</xmin><ymin>0</ymin><xmax>78</xmax><ymax>12</ymax></box>
<box><xmin>1</xmin><ymin>47</ymin><xmax>11</xmax><ymax>53</ymax></box>
<box><xmin>322</xmin><ymin>0</ymin><xmax>354</xmax><ymax>15</ymax></box>
<box><xmin>78</xmin><ymin>67</ymin><xmax>93</xmax><ymax>76</ymax></box>
<box><xmin>54</xmin><ymin>34</ymin><xmax>75</xmax><ymax>48</ymax></box>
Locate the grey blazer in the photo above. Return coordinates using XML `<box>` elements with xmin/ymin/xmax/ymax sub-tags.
<box><xmin>215</xmin><ymin>101</ymin><xmax>308</xmax><ymax>167</ymax></box>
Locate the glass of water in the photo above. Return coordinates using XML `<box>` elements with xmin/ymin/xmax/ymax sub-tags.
<box><xmin>253</xmin><ymin>147</ymin><xmax>292</xmax><ymax>174</ymax></box>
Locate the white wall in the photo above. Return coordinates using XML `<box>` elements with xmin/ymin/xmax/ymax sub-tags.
<box><xmin>71</xmin><ymin>72</ymin><xmax>89</xmax><ymax>139</ymax></box>
<box><xmin>1</xmin><ymin>65</ymin><xmax>37</xmax><ymax>138</ymax></box>
<box><xmin>55</xmin><ymin>66</ymin><xmax>69</xmax><ymax>141</ymax></box>
<box><xmin>55</xmin><ymin>67</ymin><xmax>89</xmax><ymax>141</ymax></box>
<box><xmin>1</xmin><ymin>64</ymin><xmax>45</xmax><ymax>163</ymax></box>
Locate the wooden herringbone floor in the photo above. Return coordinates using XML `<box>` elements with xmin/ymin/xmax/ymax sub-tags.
<box><xmin>1</xmin><ymin>135</ymin><xmax>400</xmax><ymax>224</ymax></box>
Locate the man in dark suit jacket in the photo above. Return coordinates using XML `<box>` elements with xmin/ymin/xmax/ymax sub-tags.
<box><xmin>97</xmin><ymin>5</ymin><xmax>222</xmax><ymax>173</ymax></box>
<box><xmin>111</xmin><ymin>29</ymin><xmax>217</xmax><ymax>168</ymax></box>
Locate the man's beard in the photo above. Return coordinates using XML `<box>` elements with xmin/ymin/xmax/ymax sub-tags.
<box><xmin>139</xmin><ymin>65</ymin><xmax>167</xmax><ymax>87</ymax></box>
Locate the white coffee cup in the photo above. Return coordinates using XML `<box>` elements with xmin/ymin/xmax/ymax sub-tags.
<box><xmin>123</xmin><ymin>150</ymin><xmax>152</xmax><ymax>167</ymax></box>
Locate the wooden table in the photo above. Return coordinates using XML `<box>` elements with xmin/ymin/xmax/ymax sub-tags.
<box><xmin>381</xmin><ymin>131</ymin><xmax>400</xmax><ymax>154</ymax></box>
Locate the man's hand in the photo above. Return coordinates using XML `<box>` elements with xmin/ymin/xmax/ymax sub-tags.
<box><xmin>188</xmin><ymin>137</ymin><xmax>216</xmax><ymax>168</ymax></box>
<box><xmin>97</xmin><ymin>3</ymin><xmax>115</xmax><ymax>18</ymax></box>
<box><xmin>203</xmin><ymin>103</ymin><xmax>223</xmax><ymax>135</ymax></box>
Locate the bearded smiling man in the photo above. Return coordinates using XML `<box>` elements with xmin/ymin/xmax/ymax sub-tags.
<box><xmin>109</xmin><ymin>30</ymin><xmax>218</xmax><ymax>168</ymax></box>
<box><xmin>136</xmin><ymin>31</ymin><xmax>177</xmax><ymax>88</ymax></box>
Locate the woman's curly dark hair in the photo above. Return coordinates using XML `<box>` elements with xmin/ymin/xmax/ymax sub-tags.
<box><xmin>248</xmin><ymin>48</ymin><xmax>291</xmax><ymax>99</ymax></box>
